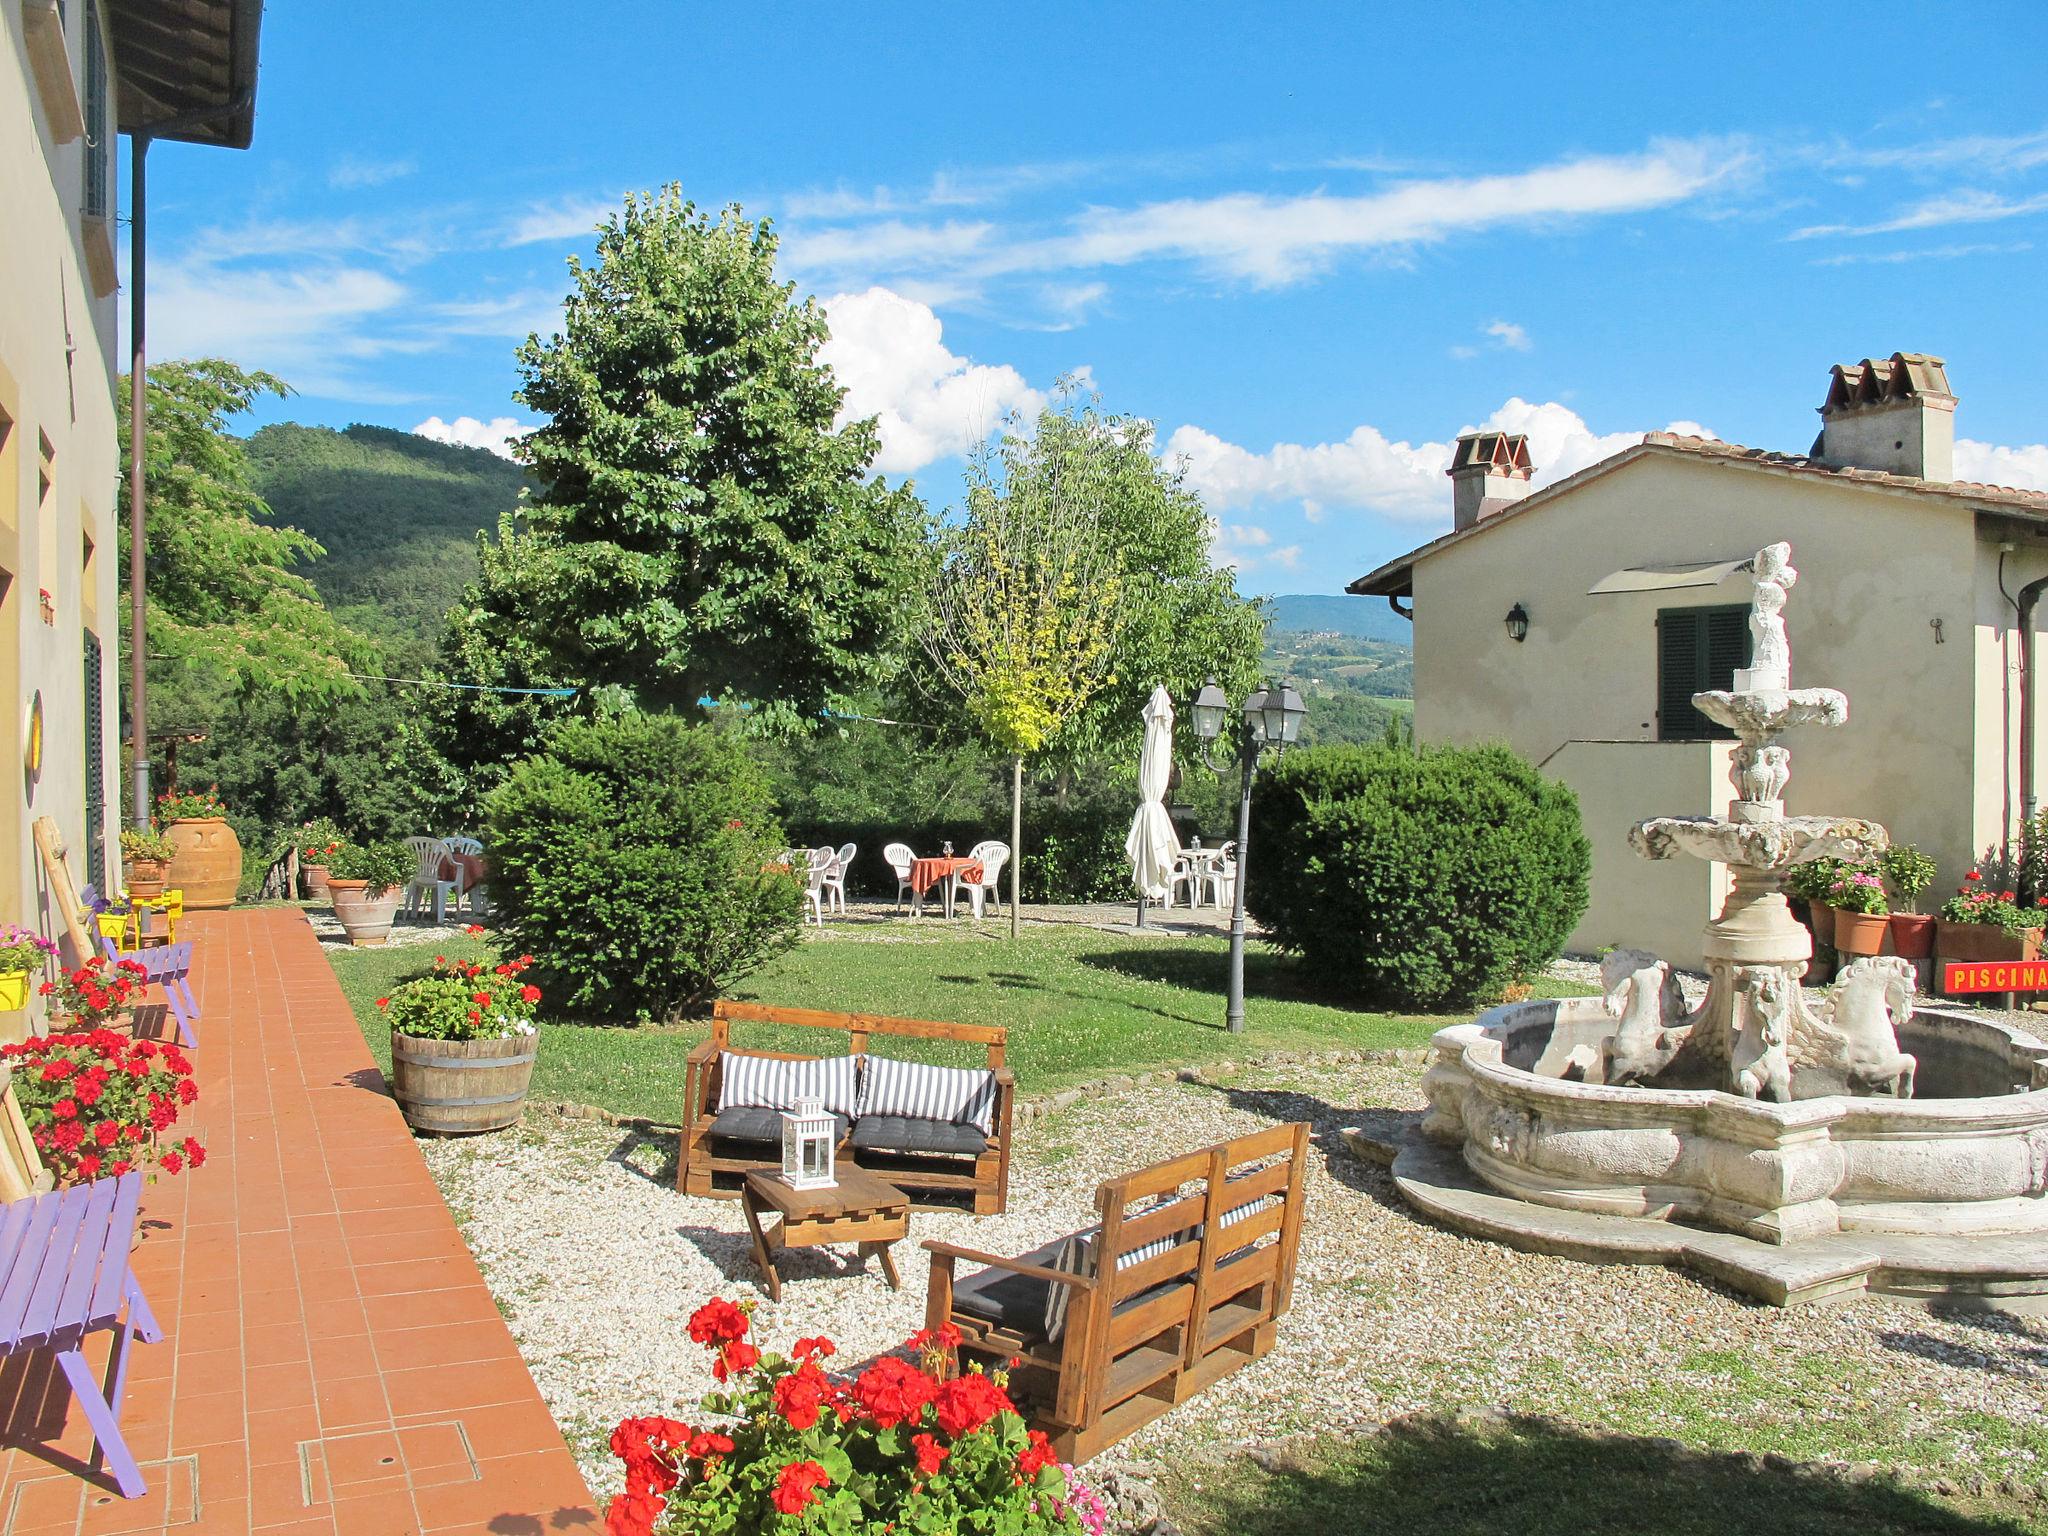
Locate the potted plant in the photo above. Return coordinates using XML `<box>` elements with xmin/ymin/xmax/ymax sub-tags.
<box><xmin>1784</xmin><ymin>857</ymin><xmax>1841</xmax><ymax>948</ymax></box>
<box><xmin>297</xmin><ymin>816</ymin><xmax>346</xmax><ymax>900</ymax></box>
<box><xmin>1936</xmin><ymin>872</ymin><xmax>2045</xmax><ymax>966</ymax></box>
<box><xmin>325</xmin><ymin>839</ymin><xmax>412</xmax><ymax>946</ymax></box>
<box><xmin>377</xmin><ymin>946</ymin><xmax>541</xmax><ymax>1133</ymax></box>
<box><xmin>156</xmin><ymin>785</ymin><xmax>242</xmax><ymax>910</ymax></box>
<box><xmin>600</xmin><ymin>1302</ymin><xmax>1100</xmax><ymax>1536</ymax></box>
<box><xmin>1827</xmin><ymin>865</ymin><xmax>1890</xmax><ymax>957</ymax></box>
<box><xmin>40</xmin><ymin>956</ymin><xmax>148</xmax><ymax>1031</ymax></box>
<box><xmin>119</xmin><ymin>825</ymin><xmax>178</xmax><ymax>899</ymax></box>
<box><xmin>1880</xmin><ymin>843</ymin><xmax>1938</xmax><ymax>960</ymax></box>
<box><xmin>0</xmin><ymin>1031</ymin><xmax>205</xmax><ymax>1184</ymax></box>
<box><xmin>0</xmin><ymin>924</ymin><xmax>57</xmax><ymax>1012</ymax></box>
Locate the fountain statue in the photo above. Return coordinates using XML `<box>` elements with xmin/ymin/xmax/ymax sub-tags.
<box><xmin>1610</xmin><ymin>540</ymin><xmax>1907</xmax><ymax>1101</ymax></box>
<box><xmin>1383</xmin><ymin>540</ymin><xmax>2048</xmax><ymax>1309</ymax></box>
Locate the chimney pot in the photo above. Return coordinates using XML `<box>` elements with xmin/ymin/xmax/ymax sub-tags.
<box><xmin>1447</xmin><ymin>431</ymin><xmax>1535</xmax><ymax>530</ymax></box>
<box><xmin>1815</xmin><ymin>351</ymin><xmax>1954</xmax><ymax>482</ymax></box>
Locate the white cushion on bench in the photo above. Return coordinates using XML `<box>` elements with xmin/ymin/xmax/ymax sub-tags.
<box><xmin>857</xmin><ymin>1054</ymin><xmax>997</xmax><ymax>1136</ymax></box>
<box><xmin>716</xmin><ymin>1051</ymin><xmax>859</xmax><ymax>1118</ymax></box>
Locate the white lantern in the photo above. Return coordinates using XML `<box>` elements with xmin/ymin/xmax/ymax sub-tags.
<box><xmin>780</xmin><ymin>1097</ymin><xmax>837</xmax><ymax>1190</ymax></box>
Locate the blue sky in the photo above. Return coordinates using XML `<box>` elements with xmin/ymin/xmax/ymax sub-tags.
<box><xmin>137</xmin><ymin>1</ymin><xmax>2048</xmax><ymax>593</ymax></box>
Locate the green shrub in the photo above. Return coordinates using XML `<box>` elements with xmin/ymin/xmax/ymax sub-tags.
<box><xmin>483</xmin><ymin>714</ymin><xmax>803</xmax><ymax>1022</ymax></box>
<box><xmin>1245</xmin><ymin>742</ymin><xmax>1590</xmax><ymax>1008</ymax></box>
<box><xmin>326</xmin><ymin>838</ymin><xmax>414</xmax><ymax>891</ymax></box>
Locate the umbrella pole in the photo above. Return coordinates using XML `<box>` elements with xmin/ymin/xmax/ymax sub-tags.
<box><xmin>1136</xmin><ymin>894</ymin><xmax>1147</xmax><ymax>929</ymax></box>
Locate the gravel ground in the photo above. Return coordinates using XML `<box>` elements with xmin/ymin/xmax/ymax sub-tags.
<box><xmin>422</xmin><ymin>1059</ymin><xmax>2048</xmax><ymax>1508</ymax></box>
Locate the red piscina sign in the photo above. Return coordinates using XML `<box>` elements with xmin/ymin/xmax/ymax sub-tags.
<box><xmin>1943</xmin><ymin>961</ymin><xmax>2048</xmax><ymax>994</ymax></box>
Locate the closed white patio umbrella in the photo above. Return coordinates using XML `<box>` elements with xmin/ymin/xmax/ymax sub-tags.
<box><xmin>1126</xmin><ymin>685</ymin><xmax>1183</xmax><ymax>918</ymax></box>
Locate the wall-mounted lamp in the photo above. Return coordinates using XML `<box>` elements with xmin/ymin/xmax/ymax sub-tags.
<box><xmin>1504</xmin><ymin>602</ymin><xmax>1530</xmax><ymax>643</ymax></box>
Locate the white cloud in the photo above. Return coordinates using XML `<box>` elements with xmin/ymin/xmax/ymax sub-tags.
<box><xmin>328</xmin><ymin>155</ymin><xmax>416</xmax><ymax>190</ymax></box>
<box><xmin>149</xmin><ymin>259</ymin><xmax>424</xmax><ymax>399</ymax></box>
<box><xmin>1485</xmin><ymin>319</ymin><xmax>1532</xmax><ymax>351</ymax></box>
<box><xmin>1956</xmin><ymin>438</ymin><xmax>2048</xmax><ymax>492</ymax></box>
<box><xmin>428</xmin><ymin>289</ymin><xmax>563</xmax><ymax>339</ymax></box>
<box><xmin>412</xmin><ymin>415</ymin><xmax>536</xmax><ymax>460</ymax></box>
<box><xmin>1791</xmin><ymin>189</ymin><xmax>2048</xmax><ymax>240</ymax></box>
<box><xmin>817</xmin><ymin>288</ymin><xmax>1047</xmax><ymax>475</ymax></box>
<box><xmin>1809</xmin><ymin>240</ymin><xmax>2032</xmax><ymax>267</ymax></box>
<box><xmin>1038</xmin><ymin>139</ymin><xmax>1743</xmax><ymax>285</ymax></box>
<box><xmin>1167</xmin><ymin>398</ymin><xmax>1701</xmax><ymax>524</ymax></box>
<box><xmin>782</xmin><ymin>220</ymin><xmax>995</xmax><ymax>284</ymax></box>
<box><xmin>1817</xmin><ymin>128</ymin><xmax>2048</xmax><ymax>177</ymax></box>
<box><xmin>502</xmin><ymin>196</ymin><xmax>619</xmax><ymax>248</ymax></box>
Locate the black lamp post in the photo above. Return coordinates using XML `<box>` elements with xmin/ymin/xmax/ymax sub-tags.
<box><xmin>1193</xmin><ymin>676</ymin><xmax>1306</xmax><ymax>1034</ymax></box>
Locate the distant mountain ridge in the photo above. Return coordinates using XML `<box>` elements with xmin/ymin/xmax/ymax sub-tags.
<box><xmin>1264</xmin><ymin>592</ymin><xmax>1412</xmax><ymax>645</ymax></box>
<box><xmin>246</xmin><ymin>423</ymin><xmax>529</xmax><ymax>664</ymax></box>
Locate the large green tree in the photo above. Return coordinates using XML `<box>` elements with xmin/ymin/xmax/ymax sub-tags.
<box><xmin>442</xmin><ymin>189</ymin><xmax>925</xmax><ymax>733</ymax></box>
<box><xmin>118</xmin><ymin>360</ymin><xmax>371</xmax><ymax>715</ymax></box>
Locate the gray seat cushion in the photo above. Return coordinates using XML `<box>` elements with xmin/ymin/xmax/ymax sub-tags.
<box><xmin>950</xmin><ymin>1236</ymin><xmax>1193</xmax><ymax>1340</ymax></box>
<box><xmin>850</xmin><ymin>1114</ymin><xmax>987</xmax><ymax>1156</ymax></box>
<box><xmin>709</xmin><ymin>1106</ymin><xmax>850</xmax><ymax>1144</ymax></box>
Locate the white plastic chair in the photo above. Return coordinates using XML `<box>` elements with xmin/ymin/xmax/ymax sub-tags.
<box><xmin>803</xmin><ymin>847</ymin><xmax>836</xmax><ymax>925</ymax></box>
<box><xmin>821</xmin><ymin>842</ymin><xmax>856</xmax><ymax>913</ymax></box>
<box><xmin>403</xmin><ymin>836</ymin><xmax>459</xmax><ymax>924</ymax></box>
<box><xmin>443</xmin><ymin>834</ymin><xmax>487</xmax><ymax>916</ymax></box>
<box><xmin>1164</xmin><ymin>854</ymin><xmax>1198</xmax><ymax>909</ymax></box>
<box><xmin>953</xmin><ymin>840</ymin><xmax>1010</xmax><ymax>919</ymax></box>
<box><xmin>883</xmin><ymin>842</ymin><xmax>917</xmax><ymax>913</ymax></box>
<box><xmin>1206</xmin><ymin>841</ymin><xmax>1238</xmax><ymax>909</ymax></box>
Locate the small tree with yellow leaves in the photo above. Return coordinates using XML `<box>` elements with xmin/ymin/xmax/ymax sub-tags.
<box><xmin>925</xmin><ymin>420</ymin><xmax>1123</xmax><ymax>937</ymax></box>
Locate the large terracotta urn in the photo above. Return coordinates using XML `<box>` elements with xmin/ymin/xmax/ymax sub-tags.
<box><xmin>165</xmin><ymin>817</ymin><xmax>242</xmax><ymax>909</ymax></box>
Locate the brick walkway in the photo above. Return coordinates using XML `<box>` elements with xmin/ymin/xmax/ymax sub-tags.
<box><xmin>0</xmin><ymin>908</ymin><xmax>600</xmax><ymax>1534</ymax></box>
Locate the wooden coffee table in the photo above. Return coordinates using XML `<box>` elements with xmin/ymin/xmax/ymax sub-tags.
<box><xmin>740</xmin><ymin>1167</ymin><xmax>910</xmax><ymax>1302</ymax></box>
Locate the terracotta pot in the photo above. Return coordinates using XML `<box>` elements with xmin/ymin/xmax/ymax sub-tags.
<box><xmin>303</xmin><ymin>863</ymin><xmax>332</xmax><ymax>901</ymax></box>
<box><xmin>126</xmin><ymin>860</ymin><xmax>170</xmax><ymax>900</ymax></box>
<box><xmin>1804</xmin><ymin>947</ymin><xmax>1835</xmax><ymax>985</ymax></box>
<box><xmin>1935</xmin><ymin>920</ymin><xmax>2043</xmax><ymax>965</ymax></box>
<box><xmin>165</xmin><ymin>817</ymin><xmax>242</xmax><ymax>909</ymax></box>
<box><xmin>329</xmin><ymin>881</ymin><xmax>402</xmax><ymax>946</ymax></box>
<box><xmin>1835</xmin><ymin>910</ymin><xmax>1890</xmax><ymax>957</ymax></box>
<box><xmin>1888</xmin><ymin>912</ymin><xmax>1936</xmax><ymax>960</ymax></box>
<box><xmin>390</xmin><ymin>1028</ymin><xmax>537</xmax><ymax>1134</ymax></box>
<box><xmin>1807</xmin><ymin>901</ymin><xmax>1836</xmax><ymax>947</ymax></box>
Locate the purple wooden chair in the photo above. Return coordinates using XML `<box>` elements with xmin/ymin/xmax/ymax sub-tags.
<box><xmin>0</xmin><ymin>1172</ymin><xmax>162</xmax><ymax>1497</ymax></box>
<box><xmin>95</xmin><ymin>937</ymin><xmax>198</xmax><ymax>1048</ymax></box>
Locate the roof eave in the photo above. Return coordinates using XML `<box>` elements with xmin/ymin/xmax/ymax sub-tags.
<box><xmin>111</xmin><ymin>0</ymin><xmax>262</xmax><ymax>149</ymax></box>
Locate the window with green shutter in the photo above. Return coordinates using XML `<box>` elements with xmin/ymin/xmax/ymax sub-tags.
<box><xmin>82</xmin><ymin>0</ymin><xmax>108</xmax><ymax>220</ymax></box>
<box><xmin>1657</xmin><ymin>605</ymin><xmax>1751</xmax><ymax>741</ymax></box>
<box><xmin>83</xmin><ymin>628</ymin><xmax>106</xmax><ymax>890</ymax></box>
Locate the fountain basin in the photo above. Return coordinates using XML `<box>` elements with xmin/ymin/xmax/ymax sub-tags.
<box><xmin>1419</xmin><ymin>999</ymin><xmax>2048</xmax><ymax>1248</ymax></box>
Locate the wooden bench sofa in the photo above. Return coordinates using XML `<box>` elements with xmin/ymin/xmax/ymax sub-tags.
<box><xmin>922</xmin><ymin>1122</ymin><xmax>1309</xmax><ymax>1463</ymax></box>
<box><xmin>679</xmin><ymin>1001</ymin><xmax>1014</xmax><ymax>1215</ymax></box>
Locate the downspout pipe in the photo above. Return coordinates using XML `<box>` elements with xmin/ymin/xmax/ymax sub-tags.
<box><xmin>127</xmin><ymin>133</ymin><xmax>148</xmax><ymax>827</ymax></box>
<box><xmin>2020</xmin><ymin>573</ymin><xmax>2048</xmax><ymax>835</ymax></box>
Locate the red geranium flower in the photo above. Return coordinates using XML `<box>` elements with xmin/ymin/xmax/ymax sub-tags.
<box><xmin>773</xmin><ymin>1362</ymin><xmax>830</xmax><ymax>1430</ymax></box>
<box><xmin>911</xmin><ymin>1431</ymin><xmax>948</xmax><ymax>1477</ymax></box>
<box><xmin>1016</xmin><ymin>1427</ymin><xmax>1058</xmax><ymax>1480</ymax></box>
<box><xmin>770</xmin><ymin>1460</ymin><xmax>830</xmax><ymax>1516</ymax></box>
<box><xmin>712</xmin><ymin>1340</ymin><xmax>759</xmax><ymax>1381</ymax></box>
<box><xmin>520</xmin><ymin>984</ymin><xmax>541</xmax><ymax>1004</ymax></box>
<box><xmin>932</xmin><ymin>1371</ymin><xmax>1013</xmax><ymax>1439</ymax></box>
<box><xmin>851</xmin><ymin>1355</ymin><xmax>937</xmax><ymax>1429</ymax></box>
<box><xmin>686</xmin><ymin>1297</ymin><xmax>749</xmax><ymax>1347</ymax></box>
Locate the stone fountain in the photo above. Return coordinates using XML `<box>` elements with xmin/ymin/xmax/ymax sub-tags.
<box><xmin>1383</xmin><ymin>542</ymin><xmax>2048</xmax><ymax>1310</ymax></box>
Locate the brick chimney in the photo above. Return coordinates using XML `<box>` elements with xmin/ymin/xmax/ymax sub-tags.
<box><xmin>1447</xmin><ymin>431</ymin><xmax>1535</xmax><ymax>530</ymax></box>
<box><xmin>1813</xmin><ymin>352</ymin><xmax>1955</xmax><ymax>482</ymax></box>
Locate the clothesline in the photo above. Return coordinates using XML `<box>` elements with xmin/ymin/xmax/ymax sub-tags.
<box><xmin>346</xmin><ymin>671</ymin><xmax>580</xmax><ymax>697</ymax></box>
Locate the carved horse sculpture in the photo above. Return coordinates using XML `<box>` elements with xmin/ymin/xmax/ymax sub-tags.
<box><xmin>1599</xmin><ymin>948</ymin><xmax>1688</xmax><ymax>1086</ymax></box>
<box><xmin>1731</xmin><ymin>967</ymin><xmax>1793</xmax><ymax>1103</ymax></box>
<box><xmin>1818</xmin><ymin>956</ymin><xmax>1918</xmax><ymax>1098</ymax></box>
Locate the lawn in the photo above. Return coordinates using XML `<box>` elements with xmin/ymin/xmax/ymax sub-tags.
<box><xmin>1157</xmin><ymin>1415</ymin><xmax>2043</xmax><ymax>1536</ymax></box>
<box><xmin>325</xmin><ymin>919</ymin><xmax>1590</xmax><ymax>1121</ymax></box>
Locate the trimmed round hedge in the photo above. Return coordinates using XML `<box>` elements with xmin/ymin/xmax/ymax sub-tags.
<box><xmin>483</xmin><ymin>714</ymin><xmax>804</xmax><ymax>1022</ymax></box>
<box><xmin>1246</xmin><ymin>742</ymin><xmax>1590</xmax><ymax>1008</ymax></box>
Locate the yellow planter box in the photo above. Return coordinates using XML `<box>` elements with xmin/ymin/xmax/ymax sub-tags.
<box><xmin>0</xmin><ymin>971</ymin><xmax>31</xmax><ymax>1012</ymax></box>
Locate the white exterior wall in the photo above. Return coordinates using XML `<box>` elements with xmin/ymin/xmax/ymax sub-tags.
<box><xmin>1406</xmin><ymin>451</ymin><xmax>1982</xmax><ymax>967</ymax></box>
<box><xmin>1</xmin><ymin>6</ymin><xmax>124</xmax><ymax>976</ymax></box>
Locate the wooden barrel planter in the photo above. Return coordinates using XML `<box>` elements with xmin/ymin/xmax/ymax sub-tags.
<box><xmin>389</xmin><ymin>1030</ymin><xmax>537</xmax><ymax>1134</ymax></box>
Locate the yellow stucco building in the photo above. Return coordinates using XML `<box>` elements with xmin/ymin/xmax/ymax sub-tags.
<box><xmin>1351</xmin><ymin>355</ymin><xmax>2048</xmax><ymax>967</ymax></box>
<box><xmin>3</xmin><ymin>1</ymin><xmax>258</xmax><ymax>961</ymax></box>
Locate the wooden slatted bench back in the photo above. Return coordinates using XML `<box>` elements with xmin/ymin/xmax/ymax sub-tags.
<box><xmin>709</xmin><ymin>1000</ymin><xmax>1007</xmax><ymax>1067</ymax></box>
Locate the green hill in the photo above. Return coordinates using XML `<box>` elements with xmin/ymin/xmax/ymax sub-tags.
<box><xmin>245</xmin><ymin>423</ymin><xmax>530</xmax><ymax>665</ymax></box>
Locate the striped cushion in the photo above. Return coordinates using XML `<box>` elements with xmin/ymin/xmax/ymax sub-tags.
<box><xmin>1041</xmin><ymin>1183</ymin><xmax>1278</xmax><ymax>1342</ymax></box>
<box><xmin>716</xmin><ymin>1052</ymin><xmax>858</xmax><ymax>1119</ymax></box>
<box><xmin>857</xmin><ymin>1054</ymin><xmax>997</xmax><ymax>1136</ymax></box>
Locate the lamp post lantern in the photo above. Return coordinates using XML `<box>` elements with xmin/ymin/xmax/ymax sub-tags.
<box><xmin>1193</xmin><ymin>676</ymin><xmax>1307</xmax><ymax>1033</ymax></box>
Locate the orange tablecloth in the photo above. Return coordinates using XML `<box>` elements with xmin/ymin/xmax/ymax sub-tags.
<box><xmin>910</xmin><ymin>856</ymin><xmax>983</xmax><ymax>895</ymax></box>
<box><xmin>437</xmin><ymin>851</ymin><xmax>488</xmax><ymax>887</ymax></box>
